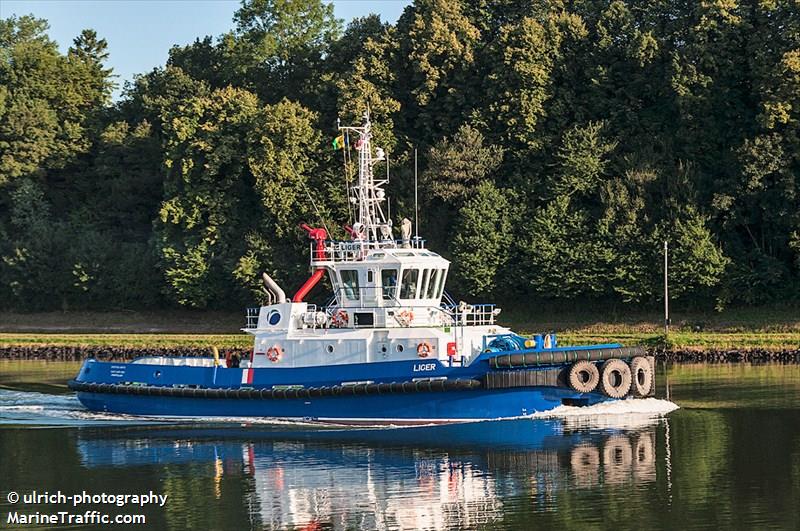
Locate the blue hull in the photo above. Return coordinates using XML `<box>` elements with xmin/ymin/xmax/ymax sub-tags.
<box><xmin>75</xmin><ymin>387</ymin><xmax>609</xmax><ymax>424</ymax></box>
<box><xmin>70</xmin><ymin>352</ymin><xmax>625</xmax><ymax>424</ymax></box>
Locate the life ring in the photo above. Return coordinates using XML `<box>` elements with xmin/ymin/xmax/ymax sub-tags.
<box><xmin>568</xmin><ymin>360</ymin><xmax>600</xmax><ymax>393</ymax></box>
<box><xmin>629</xmin><ymin>356</ymin><xmax>654</xmax><ymax>397</ymax></box>
<box><xmin>598</xmin><ymin>358</ymin><xmax>632</xmax><ymax>398</ymax></box>
<box><xmin>266</xmin><ymin>346</ymin><xmax>283</xmax><ymax>363</ymax></box>
<box><xmin>396</xmin><ymin>310</ymin><xmax>414</xmax><ymax>327</ymax></box>
<box><xmin>417</xmin><ymin>341</ymin><xmax>433</xmax><ymax>358</ymax></box>
<box><xmin>330</xmin><ymin>309</ymin><xmax>349</xmax><ymax>328</ymax></box>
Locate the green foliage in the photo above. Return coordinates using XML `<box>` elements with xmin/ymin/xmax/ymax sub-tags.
<box><xmin>395</xmin><ymin>0</ymin><xmax>481</xmax><ymax>140</ymax></box>
<box><xmin>155</xmin><ymin>86</ymin><xmax>261</xmax><ymax>308</ymax></box>
<box><xmin>2</xmin><ymin>2</ymin><xmax>800</xmax><ymax>311</ymax></box>
<box><xmin>422</xmin><ymin>124</ymin><xmax>503</xmax><ymax>205</ymax></box>
<box><xmin>451</xmin><ymin>181</ymin><xmax>518</xmax><ymax>296</ymax></box>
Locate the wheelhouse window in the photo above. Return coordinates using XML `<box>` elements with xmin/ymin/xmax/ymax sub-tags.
<box><xmin>434</xmin><ymin>268</ymin><xmax>447</xmax><ymax>299</ymax></box>
<box><xmin>420</xmin><ymin>269</ymin><xmax>431</xmax><ymax>299</ymax></box>
<box><xmin>381</xmin><ymin>269</ymin><xmax>398</xmax><ymax>300</ymax></box>
<box><xmin>399</xmin><ymin>269</ymin><xmax>419</xmax><ymax>299</ymax></box>
<box><xmin>425</xmin><ymin>269</ymin><xmax>441</xmax><ymax>299</ymax></box>
<box><xmin>340</xmin><ymin>270</ymin><xmax>360</xmax><ymax>301</ymax></box>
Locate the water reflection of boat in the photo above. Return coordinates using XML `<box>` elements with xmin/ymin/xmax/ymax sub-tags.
<box><xmin>76</xmin><ymin>419</ymin><xmax>662</xmax><ymax>530</ymax></box>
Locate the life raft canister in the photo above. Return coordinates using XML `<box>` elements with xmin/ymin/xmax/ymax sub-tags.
<box><xmin>629</xmin><ymin>356</ymin><xmax>654</xmax><ymax>397</ymax></box>
<box><xmin>599</xmin><ymin>358</ymin><xmax>632</xmax><ymax>398</ymax></box>
<box><xmin>417</xmin><ymin>341</ymin><xmax>433</xmax><ymax>358</ymax></box>
<box><xmin>267</xmin><ymin>345</ymin><xmax>283</xmax><ymax>363</ymax></box>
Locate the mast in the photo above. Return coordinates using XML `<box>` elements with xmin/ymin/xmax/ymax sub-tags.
<box><xmin>339</xmin><ymin>110</ymin><xmax>388</xmax><ymax>242</ymax></box>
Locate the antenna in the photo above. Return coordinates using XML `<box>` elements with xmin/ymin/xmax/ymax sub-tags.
<box><xmin>414</xmin><ymin>148</ymin><xmax>419</xmax><ymax>239</ymax></box>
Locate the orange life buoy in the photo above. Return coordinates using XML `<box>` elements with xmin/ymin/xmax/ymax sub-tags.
<box><xmin>417</xmin><ymin>341</ymin><xmax>433</xmax><ymax>358</ymax></box>
<box><xmin>330</xmin><ymin>309</ymin><xmax>349</xmax><ymax>328</ymax></box>
<box><xmin>267</xmin><ymin>345</ymin><xmax>283</xmax><ymax>363</ymax></box>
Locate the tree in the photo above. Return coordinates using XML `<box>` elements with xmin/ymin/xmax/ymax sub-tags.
<box><xmin>395</xmin><ymin>0</ymin><xmax>481</xmax><ymax>142</ymax></box>
<box><xmin>68</xmin><ymin>29</ymin><xmax>115</xmax><ymax>107</ymax></box>
<box><xmin>451</xmin><ymin>181</ymin><xmax>518</xmax><ymax>296</ymax></box>
<box><xmin>154</xmin><ymin>86</ymin><xmax>262</xmax><ymax>307</ymax></box>
<box><xmin>0</xmin><ymin>16</ymin><xmax>88</xmax><ymax>186</ymax></box>
<box><xmin>422</xmin><ymin>124</ymin><xmax>503</xmax><ymax>205</ymax></box>
<box><xmin>328</xmin><ymin>16</ymin><xmax>402</xmax><ymax>153</ymax></box>
<box><xmin>235</xmin><ymin>99</ymin><xmax>327</xmax><ymax>300</ymax></box>
<box><xmin>231</xmin><ymin>0</ymin><xmax>341</xmax><ymax>103</ymax></box>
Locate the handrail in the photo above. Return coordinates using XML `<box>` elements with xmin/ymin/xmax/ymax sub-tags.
<box><xmin>244</xmin><ymin>307</ymin><xmax>260</xmax><ymax>329</ymax></box>
<box><xmin>309</xmin><ymin>238</ymin><xmax>428</xmax><ymax>263</ymax></box>
<box><xmin>441</xmin><ymin>303</ymin><xmax>498</xmax><ymax>326</ymax></box>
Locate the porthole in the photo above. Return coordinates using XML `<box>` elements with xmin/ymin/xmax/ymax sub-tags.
<box><xmin>268</xmin><ymin>310</ymin><xmax>281</xmax><ymax>326</ymax></box>
<box><xmin>326</xmin><ymin>344</ymin><xmax>335</xmax><ymax>354</ymax></box>
<box><xmin>154</xmin><ymin>370</ymin><xmax>162</xmax><ymax>378</ymax></box>
<box><xmin>396</xmin><ymin>344</ymin><xmax>404</xmax><ymax>353</ymax></box>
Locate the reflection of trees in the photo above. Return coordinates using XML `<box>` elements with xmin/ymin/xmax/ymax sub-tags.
<box><xmin>667</xmin><ymin>363</ymin><xmax>800</xmax><ymax>409</ymax></box>
<box><xmin>670</xmin><ymin>410</ymin><xmax>731</xmax><ymax>510</ymax></box>
<box><xmin>160</xmin><ymin>456</ymin><xmax>257</xmax><ymax>529</ymax></box>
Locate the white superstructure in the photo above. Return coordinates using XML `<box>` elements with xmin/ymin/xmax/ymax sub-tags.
<box><xmin>245</xmin><ymin>112</ymin><xmax>507</xmax><ymax>369</ymax></box>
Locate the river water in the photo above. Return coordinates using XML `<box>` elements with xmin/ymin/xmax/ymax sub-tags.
<box><xmin>0</xmin><ymin>361</ymin><xmax>799</xmax><ymax>530</ymax></box>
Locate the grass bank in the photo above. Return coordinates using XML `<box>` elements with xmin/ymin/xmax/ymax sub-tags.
<box><xmin>1</xmin><ymin>305</ymin><xmax>799</xmax><ymax>351</ymax></box>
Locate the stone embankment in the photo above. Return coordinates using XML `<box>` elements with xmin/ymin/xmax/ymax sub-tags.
<box><xmin>1</xmin><ymin>345</ymin><xmax>800</xmax><ymax>363</ymax></box>
<box><xmin>0</xmin><ymin>345</ymin><xmax>250</xmax><ymax>361</ymax></box>
<box><xmin>653</xmin><ymin>349</ymin><xmax>800</xmax><ymax>363</ymax></box>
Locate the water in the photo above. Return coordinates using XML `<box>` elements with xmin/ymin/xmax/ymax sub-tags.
<box><xmin>1</xmin><ymin>361</ymin><xmax>799</xmax><ymax>530</ymax></box>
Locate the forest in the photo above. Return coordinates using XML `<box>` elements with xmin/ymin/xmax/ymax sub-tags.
<box><xmin>0</xmin><ymin>0</ymin><xmax>798</xmax><ymax>312</ymax></box>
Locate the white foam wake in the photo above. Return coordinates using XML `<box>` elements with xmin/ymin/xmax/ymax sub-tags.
<box><xmin>529</xmin><ymin>398</ymin><xmax>679</xmax><ymax>430</ymax></box>
<box><xmin>531</xmin><ymin>397</ymin><xmax>679</xmax><ymax>419</ymax></box>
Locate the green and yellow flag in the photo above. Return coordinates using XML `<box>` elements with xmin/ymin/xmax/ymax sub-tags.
<box><xmin>332</xmin><ymin>134</ymin><xmax>345</xmax><ymax>150</ymax></box>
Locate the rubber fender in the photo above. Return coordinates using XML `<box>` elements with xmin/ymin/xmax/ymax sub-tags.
<box><xmin>68</xmin><ymin>378</ymin><xmax>483</xmax><ymax>399</ymax></box>
<box><xmin>489</xmin><ymin>346</ymin><xmax>646</xmax><ymax>368</ymax></box>
<box><xmin>629</xmin><ymin>356</ymin><xmax>654</xmax><ymax>397</ymax></box>
<box><xmin>599</xmin><ymin>359</ymin><xmax>632</xmax><ymax>398</ymax></box>
<box><xmin>568</xmin><ymin>360</ymin><xmax>600</xmax><ymax>393</ymax></box>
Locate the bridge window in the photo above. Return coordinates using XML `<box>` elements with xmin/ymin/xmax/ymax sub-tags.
<box><xmin>340</xmin><ymin>270</ymin><xmax>360</xmax><ymax>301</ymax></box>
<box><xmin>426</xmin><ymin>269</ymin><xmax>441</xmax><ymax>299</ymax></box>
<box><xmin>399</xmin><ymin>269</ymin><xmax>419</xmax><ymax>299</ymax></box>
<box><xmin>381</xmin><ymin>269</ymin><xmax>398</xmax><ymax>300</ymax></box>
<box><xmin>420</xmin><ymin>269</ymin><xmax>431</xmax><ymax>299</ymax></box>
<box><xmin>434</xmin><ymin>269</ymin><xmax>447</xmax><ymax>298</ymax></box>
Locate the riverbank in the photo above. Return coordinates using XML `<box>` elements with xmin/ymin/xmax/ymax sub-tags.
<box><xmin>2</xmin><ymin>343</ymin><xmax>799</xmax><ymax>363</ymax></box>
<box><xmin>1</xmin><ymin>305</ymin><xmax>799</xmax><ymax>353</ymax></box>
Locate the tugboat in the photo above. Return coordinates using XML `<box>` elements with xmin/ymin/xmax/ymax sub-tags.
<box><xmin>69</xmin><ymin>113</ymin><xmax>654</xmax><ymax>424</ymax></box>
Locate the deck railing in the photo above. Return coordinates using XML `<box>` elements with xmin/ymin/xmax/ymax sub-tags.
<box><xmin>443</xmin><ymin>303</ymin><xmax>499</xmax><ymax>326</ymax></box>
<box><xmin>244</xmin><ymin>307</ymin><xmax>260</xmax><ymax>329</ymax></box>
<box><xmin>310</xmin><ymin>238</ymin><xmax>426</xmax><ymax>263</ymax></box>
